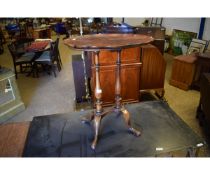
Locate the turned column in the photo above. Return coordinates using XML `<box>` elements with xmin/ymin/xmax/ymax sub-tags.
<box><xmin>115</xmin><ymin>49</ymin><xmax>122</xmax><ymax>112</ymax></box>
<box><xmin>91</xmin><ymin>50</ymin><xmax>103</xmax><ymax>149</ymax></box>
<box><xmin>94</xmin><ymin>51</ymin><xmax>103</xmax><ymax>114</ymax></box>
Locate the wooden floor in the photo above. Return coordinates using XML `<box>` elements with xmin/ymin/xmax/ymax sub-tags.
<box><xmin>0</xmin><ymin>122</ymin><xmax>30</xmax><ymax>157</ymax></box>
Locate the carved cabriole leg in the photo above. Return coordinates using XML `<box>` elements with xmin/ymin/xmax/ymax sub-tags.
<box><xmin>114</xmin><ymin>50</ymin><xmax>141</xmax><ymax>137</ymax></box>
<box><xmin>91</xmin><ymin>51</ymin><xmax>103</xmax><ymax>149</ymax></box>
<box><xmin>121</xmin><ymin>106</ymin><xmax>141</xmax><ymax>136</ymax></box>
<box><xmin>91</xmin><ymin>115</ymin><xmax>102</xmax><ymax>149</ymax></box>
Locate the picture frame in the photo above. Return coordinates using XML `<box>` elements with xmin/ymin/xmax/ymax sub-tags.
<box><xmin>170</xmin><ymin>29</ymin><xmax>197</xmax><ymax>56</ymax></box>
<box><xmin>187</xmin><ymin>38</ymin><xmax>207</xmax><ymax>54</ymax></box>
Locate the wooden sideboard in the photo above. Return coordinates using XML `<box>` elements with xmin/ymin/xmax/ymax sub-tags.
<box><xmin>86</xmin><ymin>44</ymin><xmax>166</xmax><ymax>105</ymax></box>
<box><xmin>90</xmin><ymin>47</ymin><xmax>141</xmax><ymax>106</ymax></box>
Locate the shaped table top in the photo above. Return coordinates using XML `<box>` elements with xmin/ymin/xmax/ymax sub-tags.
<box><xmin>64</xmin><ymin>33</ymin><xmax>154</xmax><ymax>51</ymax></box>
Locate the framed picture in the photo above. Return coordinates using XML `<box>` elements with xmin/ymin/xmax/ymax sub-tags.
<box><xmin>170</xmin><ymin>29</ymin><xmax>197</xmax><ymax>56</ymax></box>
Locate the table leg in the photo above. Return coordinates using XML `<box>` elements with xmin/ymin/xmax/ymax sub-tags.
<box><xmin>121</xmin><ymin>105</ymin><xmax>141</xmax><ymax>136</ymax></box>
<box><xmin>91</xmin><ymin>51</ymin><xmax>103</xmax><ymax>149</ymax></box>
<box><xmin>115</xmin><ymin>50</ymin><xmax>141</xmax><ymax>136</ymax></box>
<box><xmin>114</xmin><ymin>50</ymin><xmax>122</xmax><ymax>112</ymax></box>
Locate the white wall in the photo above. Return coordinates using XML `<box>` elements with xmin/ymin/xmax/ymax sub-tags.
<box><xmin>203</xmin><ymin>18</ymin><xmax>210</xmax><ymax>41</ymax></box>
<box><xmin>113</xmin><ymin>17</ymin><xmax>145</xmax><ymax>26</ymax></box>
<box><xmin>162</xmin><ymin>18</ymin><xmax>201</xmax><ymax>36</ymax></box>
<box><xmin>113</xmin><ymin>17</ymin><xmax>210</xmax><ymax>41</ymax></box>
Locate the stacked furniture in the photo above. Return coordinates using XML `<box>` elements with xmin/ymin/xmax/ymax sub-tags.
<box><xmin>87</xmin><ymin>44</ymin><xmax>166</xmax><ymax>105</ymax></box>
<box><xmin>170</xmin><ymin>39</ymin><xmax>208</xmax><ymax>90</ymax></box>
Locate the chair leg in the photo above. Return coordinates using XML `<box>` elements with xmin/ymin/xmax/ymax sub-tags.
<box><xmin>52</xmin><ymin>65</ymin><xmax>56</xmax><ymax>77</ymax></box>
<box><xmin>58</xmin><ymin>51</ymin><xmax>62</xmax><ymax>66</ymax></box>
<box><xmin>35</xmin><ymin>63</ymin><xmax>39</xmax><ymax>78</ymax></box>
<box><xmin>20</xmin><ymin>64</ymin><xmax>23</xmax><ymax>73</ymax></box>
<box><xmin>57</xmin><ymin>59</ymin><xmax>61</xmax><ymax>72</ymax></box>
<box><xmin>15</xmin><ymin>66</ymin><xmax>18</xmax><ymax>79</ymax></box>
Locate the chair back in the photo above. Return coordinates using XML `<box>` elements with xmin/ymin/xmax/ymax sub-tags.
<box><xmin>14</xmin><ymin>37</ymin><xmax>34</xmax><ymax>49</ymax></box>
<box><xmin>54</xmin><ymin>37</ymin><xmax>59</xmax><ymax>56</ymax></box>
<box><xmin>51</xmin><ymin>38</ymin><xmax>60</xmax><ymax>62</ymax></box>
<box><xmin>8</xmin><ymin>43</ymin><xmax>18</xmax><ymax>61</ymax></box>
<box><xmin>49</xmin><ymin>41</ymin><xmax>57</xmax><ymax>62</ymax></box>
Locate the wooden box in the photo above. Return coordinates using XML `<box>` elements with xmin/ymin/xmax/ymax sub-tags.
<box><xmin>169</xmin><ymin>54</ymin><xmax>197</xmax><ymax>90</ymax></box>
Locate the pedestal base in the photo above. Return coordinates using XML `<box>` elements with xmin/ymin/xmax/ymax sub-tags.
<box><xmin>82</xmin><ymin>106</ymin><xmax>141</xmax><ymax>149</ymax></box>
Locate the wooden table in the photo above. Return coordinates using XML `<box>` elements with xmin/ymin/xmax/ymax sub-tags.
<box><xmin>0</xmin><ymin>122</ymin><xmax>30</xmax><ymax>157</ymax></box>
<box><xmin>64</xmin><ymin>34</ymin><xmax>153</xmax><ymax>149</ymax></box>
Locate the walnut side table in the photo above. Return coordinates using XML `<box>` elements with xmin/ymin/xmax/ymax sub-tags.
<box><xmin>64</xmin><ymin>34</ymin><xmax>154</xmax><ymax>149</ymax></box>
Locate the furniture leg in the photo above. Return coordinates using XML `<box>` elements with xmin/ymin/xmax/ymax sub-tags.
<box><xmin>186</xmin><ymin>147</ymin><xmax>200</xmax><ymax>157</ymax></box>
<box><xmin>52</xmin><ymin>64</ymin><xmax>57</xmax><ymax>77</ymax></box>
<box><xmin>91</xmin><ymin>51</ymin><xmax>103</xmax><ymax>149</ymax></box>
<box><xmin>155</xmin><ymin>89</ymin><xmax>165</xmax><ymax>99</ymax></box>
<box><xmin>114</xmin><ymin>50</ymin><xmax>122</xmax><ymax>112</ymax></box>
<box><xmin>20</xmin><ymin>64</ymin><xmax>23</xmax><ymax>73</ymax></box>
<box><xmin>121</xmin><ymin>106</ymin><xmax>141</xmax><ymax>136</ymax></box>
<box><xmin>91</xmin><ymin>115</ymin><xmax>102</xmax><ymax>150</ymax></box>
<box><xmin>115</xmin><ymin>50</ymin><xmax>141</xmax><ymax>136</ymax></box>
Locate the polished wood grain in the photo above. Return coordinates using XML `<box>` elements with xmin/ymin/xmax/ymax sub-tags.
<box><xmin>91</xmin><ymin>63</ymin><xmax>141</xmax><ymax>106</ymax></box>
<box><xmin>140</xmin><ymin>44</ymin><xmax>166</xmax><ymax>97</ymax></box>
<box><xmin>170</xmin><ymin>58</ymin><xmax>196</xmax><ymax>90</ymax></box>
<box><xmin>0</xmin><ymin>122</ymin><xmax>30</xmax><ymax>157</ymax></box>
<box><xmin>64</xmin><ymin>34</ymin><xmax>153</xmax><ymax>50</ymax></box>
<box><xmin>65</xmin><ymin>33</ymin><xmax>151</xmax><ymax>149</ymax></box>
<box><xmin>90</xmin><ymin>47</ymin><xmax>141</xmax><ymax>66</ymax></box>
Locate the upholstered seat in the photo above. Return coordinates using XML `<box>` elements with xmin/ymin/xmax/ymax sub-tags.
<box><xmin>35</xmin><ymin>51</ymin><xmax>51</xmax><ymax>62</ymax></box>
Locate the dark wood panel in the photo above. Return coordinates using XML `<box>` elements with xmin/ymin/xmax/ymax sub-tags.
<box><xmin>90</xmin><ymin>47</ymin><xmax>141</xmax><ymax>66</ymax></box>
<box><xmin>140</xmin><ymin>44</ymin><xmax>166</xmax><ymax>95</ymax></box>
<box><xmin>170</xmin><ymin>59</ymin><xmax>196</xmax><ymax>90</ymax></box>
<box><xmin>91</xmin><ymin>63</ymin><xmax>141</xmax><ymax>106</ymax></box>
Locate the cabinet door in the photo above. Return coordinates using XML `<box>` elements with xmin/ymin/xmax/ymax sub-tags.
<box><xmin>91</xmin><ymin>63</ymin><xmax>141</xmax><ymax>106</ymax></box>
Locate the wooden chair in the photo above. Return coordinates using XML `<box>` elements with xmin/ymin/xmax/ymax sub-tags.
<box><xmin>8</xmin><ymin>43</ymin><xmax>35</xmax><ymax>79</ymax></box>
<box><xmin>33</xmin><ymin>41</ymin><xmax>60</xmax><ymax>77</ymax></box>
<box><xmin>13</xmin><ymin>37</ymin><xmax>35</xmax><ymax>55</ymax></box>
